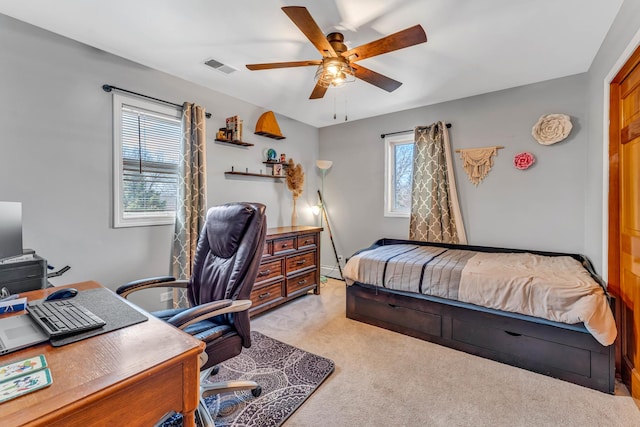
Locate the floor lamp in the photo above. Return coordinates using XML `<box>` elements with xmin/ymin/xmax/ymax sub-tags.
<box><xmin>316</xmin><ymin>160</ymin><xmax>343</xmax><ymax>279</ymax></box>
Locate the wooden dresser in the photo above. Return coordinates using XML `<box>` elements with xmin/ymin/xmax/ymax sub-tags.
<box><xmin>250</xmin><ymin>225</ymin><xmax>322</xmax><ymax>316</ymax></box>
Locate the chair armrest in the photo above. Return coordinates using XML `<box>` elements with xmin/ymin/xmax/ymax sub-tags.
<box><xmin>116</xmin><ymin>276</ymin><xmax>189</xmax><ymax>298</ymax></box>
<box><xmin>167</xmin><ymin>299</ymin><xmax>252</xmax><ymax>330</ymax></box>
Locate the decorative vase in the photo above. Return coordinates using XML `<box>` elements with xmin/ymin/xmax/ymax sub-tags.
<box><xmin>291</xmin><ymin>198</ymin><xmax>298</xmax><ymax>226</ymax></box>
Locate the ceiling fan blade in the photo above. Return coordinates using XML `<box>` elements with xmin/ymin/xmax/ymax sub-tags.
<box><xmin>309</xmin><ymin>82</ymin><xmax>328</xmax><ymax>99</ymax></box>
<box><xmin>246</xmin><ymin>60</ymin><xmax>321</xmax><ymax>70</ymax></box>
<box><xmin>352</xmin><ymin>64</ymin><xmax>402</xmax><ymax>92</ymax></box>
<box><xmin>343</xmin><ymin>25</ymin><xmax>427</xmax><ymax>62</ymax></box>
<box><xmin>282</xmin><ymin>6</ymin><xmax>337</xmax><ymax>57</ymax></box>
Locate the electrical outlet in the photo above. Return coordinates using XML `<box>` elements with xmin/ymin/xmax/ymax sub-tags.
<box><xmin>160</xmin><ymin>291</ymin><xmax>172</xmax><ymax>302</ymax></box>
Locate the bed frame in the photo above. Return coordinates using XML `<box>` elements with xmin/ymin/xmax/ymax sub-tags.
<box><xmin>345</xmin><ymin>238</ymin><xmax>615</xmax><ymax>393</ymax></box>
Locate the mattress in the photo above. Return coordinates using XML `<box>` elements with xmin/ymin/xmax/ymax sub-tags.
<box><xmin>343</xmin><ymin>243</ymin><xmax>617</xmax><ymax>346</ymax></box>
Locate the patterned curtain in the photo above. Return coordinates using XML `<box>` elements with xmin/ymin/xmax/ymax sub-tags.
<box><xmin>172</xmin><ymin>103</ymin><xmax>207</xmax><ymax>307</ymax></box>
<box><xmin>409</xmin><ymin>121</ymin><xmax>467</xmax><ymax>244</ymax></box>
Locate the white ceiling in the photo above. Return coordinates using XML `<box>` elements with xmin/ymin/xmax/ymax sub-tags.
<box><xmin>0</xmin><ymin>0</ymin><xmax>624</xmax><ymax>128</ymax></box>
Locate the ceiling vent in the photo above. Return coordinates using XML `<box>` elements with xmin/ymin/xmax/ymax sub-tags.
<box><xmin>204</xmin><ymin>59</ymin><xmax>237</xmax><ymax>75</ymax></box>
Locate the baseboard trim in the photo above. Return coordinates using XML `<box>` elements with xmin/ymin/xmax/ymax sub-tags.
<box><xmin>321</xmin><ymin>264</ymin><xmax>342</xmax><ymax>280</ymax></box>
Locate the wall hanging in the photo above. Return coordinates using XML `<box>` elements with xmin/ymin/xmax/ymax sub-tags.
<box><xmin>456</xmin><ymin>146</ymin><xmax>503</xmax><ymax>186</ymax></box>
<box><xmin>514</xmin><ymin>152</ymin><xmax>535</xmax><ymax>170</ymax></box>
<box><xmin>532</xmin><ymin>113</ymin><xmax>572</xmax><ymax>145</ymax></box>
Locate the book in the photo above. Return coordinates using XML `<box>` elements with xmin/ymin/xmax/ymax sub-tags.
<box><xmin>0</xmin><ymin>355</ymin><xmax>52</xmax><ymax>403</ymax></box>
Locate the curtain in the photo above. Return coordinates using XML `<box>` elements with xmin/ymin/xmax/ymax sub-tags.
<box><xmin>172</xmin><ymin>103</ymin><xmax>207</xmax><ymax>307</ymax></box>
<box><xmin>409</xmin><ymin>121</ymin><xmax>467</xmax><ymax>244</ymax></box>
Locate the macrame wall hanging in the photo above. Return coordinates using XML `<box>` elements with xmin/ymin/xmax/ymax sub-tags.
<box><xmin>456</xmin><ymin>146</ymin><xmax>504</xmax><ymax>186</ymax></box>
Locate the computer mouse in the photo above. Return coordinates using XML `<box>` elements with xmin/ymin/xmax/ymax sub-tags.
<box><xmin>45</xmin><ymin>288</ymin><xmax>79</xmax><ymax>301</ymax></box>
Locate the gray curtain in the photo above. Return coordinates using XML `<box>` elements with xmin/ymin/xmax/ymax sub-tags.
<box><xmin>172</xmin><ymin>103</ymin><xmax>207</xmax><ymax>307</ymax></box>
<box><xmin>409</xmin><ymin>121</ymin><xmax>466</xmax><ymax>244</ymax></box>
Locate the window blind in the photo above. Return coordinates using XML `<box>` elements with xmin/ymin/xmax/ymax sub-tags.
<box><xmin>121</xmin><ymin>105</ymin><xmax>181</xmax><ymax>215</ymax></box>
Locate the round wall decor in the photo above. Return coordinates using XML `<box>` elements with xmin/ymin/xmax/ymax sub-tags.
<box><xmin>532</xmin><ymin>113</ymin><xmax>572</xmax><ymax>145</ymax></box>
<box><xmin>514</xmin><ymin>152</ymin><xmax>535</xmax><ymax>170</ymax></box>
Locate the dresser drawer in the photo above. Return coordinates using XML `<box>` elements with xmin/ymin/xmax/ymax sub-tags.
<box><xmin>256</xmin><ymin>259</ymin><xmax>284</xmax><ymax>284</ymax></box>
<box><xmin>273</xmin><ymin>237</ymin><xmax>295</xmax><ymax>255</ymax></box>
<box><xmin>297</xmin><ymin>233</ymin><xmax>317</xmax><ymax>250</ymax></box>
<box><xmin>250</xmin><ymin>281</ymin><xmax>284</xmax><ymax>307</ymax></box>
<box><xmin>286</xmin><ymin>270</ymin><xmax>316</xmax><ymax>295</ymax></box>
<box><xmin>285</xmin><ymin>251</ymin><xmax>316</xmax><ymax>275</ymax></box>
<box><xmin>262</xmin><ymin>240</ymin><xmax>273</xmax><ymax>258</ymax></box>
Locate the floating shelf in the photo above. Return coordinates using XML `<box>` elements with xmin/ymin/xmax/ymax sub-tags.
<box><xmin>215</xmin><ymin>138</ymin><xmax>254</xmax><ymax>147</ymax></box>
<box><xmin>255</xmin><ymin>131</ymin><xmax>285</xmax><ymax>140</ymax></box>
<box><xmin>254</xmin><ymin>111</ymin><xmax>285</xmax><ymax>140</ymax></box>
<box><xmin>262</xmin><ymin>161</ymin><xmax>289</xmax><ymax>167</ymax></box>
<box><xmin>225</xmin><ymin>171</ymin><xmax>285</xmax><ymax>179</ymax></box>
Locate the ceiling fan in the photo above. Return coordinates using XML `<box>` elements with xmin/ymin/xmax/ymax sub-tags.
<box><xmin>246</xmin><ymin>6</ymin><xmax>427</xmax><ymax>99</ymax></box>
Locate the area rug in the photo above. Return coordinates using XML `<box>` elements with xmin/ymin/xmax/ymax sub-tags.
<box><xmin>161</xmin><ymin>331</ymin><xmax>335</xmax><ymax>427</ymax></box>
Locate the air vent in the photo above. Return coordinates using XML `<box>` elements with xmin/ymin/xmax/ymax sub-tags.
<box><xmin>204</xmin><ymin>59</ymin><xmax>237</xmax><ymax>75</ymax></box>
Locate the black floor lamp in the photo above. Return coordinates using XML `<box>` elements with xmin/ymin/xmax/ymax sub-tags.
<box><xmin>316</xmin><ymin>160</ymin><xmax>343</xmax><ymax>279</ymax></box>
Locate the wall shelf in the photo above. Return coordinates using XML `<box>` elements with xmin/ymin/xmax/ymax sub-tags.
<box><xmin>255</xmin><ymin>131</ymin><xmax>285</xmax><ymax>140</ymax></box>
<box><xmin>215</xmin><ymin>138</ymin><xmax>254</xmax><ymax>147</ymax></box>
<box><xmin>225</xmin><ymin>171</ymin><xmax>284</xmax><ymax>179</ymax></box>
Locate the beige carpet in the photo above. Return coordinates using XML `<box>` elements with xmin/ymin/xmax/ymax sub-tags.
<box><xmin>251</xmin><ymin>279</ymin><xmax>640</xmax><ymax>427</ymax></box>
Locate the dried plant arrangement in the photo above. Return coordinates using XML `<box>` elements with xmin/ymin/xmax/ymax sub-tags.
<box><xmin>286</xmin><ymin>158</ymin><xmax>304</xmax><ymax>225</ymax></box>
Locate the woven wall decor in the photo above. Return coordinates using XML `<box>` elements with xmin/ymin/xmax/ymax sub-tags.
<box><xmin>456</xmin><ymin>146</ymin><xmax>502</xmax><ymax>186</ymax></box>
<box><xmin>532</xmin><ymin>113</ymin><xmax>572</xmax><ymax>145</ymax></box>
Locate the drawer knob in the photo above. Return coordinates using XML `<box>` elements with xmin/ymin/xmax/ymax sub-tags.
<box><xmin>258</xmin><ymin>292</ymin><xmax>271</xmax><ymax>299</ymax></box>
<box><xmin>304</xmin><ymin>240</ymin><xmax>311</xmax><ymax>244</ymax></box>
<box><xmin>281</xmin><ymin>243</ymin><xmax>288</xmax><ymax>248</ymax></box>
<box><xmin>298</xmin><ymin>279</ymin><xmax>307</xmax><ymax>285</ymax></box>
<box><xmin>296</xmin><ymin>259</ymin><xmax>307</xmax><ymax>265</ymax></box>
<box><xmin>258</xmin><ymin>269</ymin><xmax>271</xmax><ymax>277</ymax></box>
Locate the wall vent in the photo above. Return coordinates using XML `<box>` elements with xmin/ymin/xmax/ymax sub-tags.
<box><xmin>205</xmin><ymin>59</ymin><xmax>237</xmax><ymax>74</ymax></box>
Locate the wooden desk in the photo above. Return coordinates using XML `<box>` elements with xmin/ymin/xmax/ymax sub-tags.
<box><xmin>0</xmin><ymin>281</ymin><xmax>205</xmax><ymax>427</ymax></box>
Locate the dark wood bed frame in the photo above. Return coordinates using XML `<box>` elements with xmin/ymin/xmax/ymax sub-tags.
<box><xmin>345</xmin><ymin>238</ymin><xmax>615</xmax><ymax>393</ymax></box>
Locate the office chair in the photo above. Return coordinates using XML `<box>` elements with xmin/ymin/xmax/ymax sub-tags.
<box><xmin>116</xmin><ymin>202</ymin><xmax>267</xmax><ymax>427</ymax></box>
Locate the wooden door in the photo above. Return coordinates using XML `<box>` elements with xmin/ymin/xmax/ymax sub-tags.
<box><xmin>609</xmin><ymin>44</ymin><xmax>640</xmax><ymax>402</ymax></box>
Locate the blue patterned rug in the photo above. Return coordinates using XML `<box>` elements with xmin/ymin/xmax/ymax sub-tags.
<box><xmin>161</xmin><ymin>331</ymin><xmax>335</xmax><ymax>427</ymax></box>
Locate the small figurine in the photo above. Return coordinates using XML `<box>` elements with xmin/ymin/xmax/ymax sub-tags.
<box><xmin>280</xmin><ymin>153</ymin><xmax>286</xmax><ymax>163</ymax></box>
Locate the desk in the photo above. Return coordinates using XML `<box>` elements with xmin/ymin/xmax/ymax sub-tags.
<box><xmin>0</xmin><ymin>281</ymin><xmax>205</xmax><ymax>427</ymax></box>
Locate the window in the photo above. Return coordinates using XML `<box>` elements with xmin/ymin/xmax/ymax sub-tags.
<box><xmin>384</xmin><ymin>133</ymin><xmax>414</xmax><ymax>217</ymax></box>
<box><xmin>112</xmin><ymin>94</ymin><xmax>182</xmax><ymax>227</ymax></box>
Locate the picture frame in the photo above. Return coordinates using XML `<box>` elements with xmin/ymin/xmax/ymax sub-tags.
<box><xmin>273</xmin><ymin>164</ymin><xmax>283</xmax><ymax>176</ymax></box>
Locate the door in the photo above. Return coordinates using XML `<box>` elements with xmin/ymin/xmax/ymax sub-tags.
<box><xmin>609</xmin><ymin>44</ymin><xmax>640</xmax><ymax>402</ymax></box>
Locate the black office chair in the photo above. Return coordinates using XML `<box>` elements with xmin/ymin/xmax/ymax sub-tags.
<box><xmin>116</xmin><ymin>202</ymin><xmax>267</xmax><ymax>427</ymax></box>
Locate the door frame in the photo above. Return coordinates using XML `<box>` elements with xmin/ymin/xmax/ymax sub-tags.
<box><xmin>603</xmin><ymin>28</ymin><xmax>640</xmax><ymax>283</ymax></box>
<box><xmin>607</xmin><ymin>36</ymin><xmax>640</xmax><ymax>395</ymax></box>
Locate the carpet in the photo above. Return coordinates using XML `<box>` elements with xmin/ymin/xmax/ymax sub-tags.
<box><xmin>161</xmin><ymin>331</ymin><xmax>335</xmax><ymax>427</ymax></box>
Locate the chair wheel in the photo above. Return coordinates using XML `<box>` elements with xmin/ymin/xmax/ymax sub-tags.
<box><xmin>251</xmin><ymin>386</ymin><xmax>262</xmax><ymax>397</ymax></box>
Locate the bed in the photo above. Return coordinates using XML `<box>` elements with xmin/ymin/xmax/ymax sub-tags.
<box><xmin>343</xmin><ymin>238</ymin><xmax>616</xmax><ymax>393</ymax></box>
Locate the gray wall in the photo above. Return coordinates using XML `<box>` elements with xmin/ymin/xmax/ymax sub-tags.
<box><xmin>584</xmin><ymin>0</ymin><xmax>640</xmax><ymax>278</ymax></box>
<box><xmin>318</xmin><ymin>74</ymin><xmax>590</xmax><ymax>276</ymax></box>
<box><xmin>0</xmin><ymin>14</ymin><xmax>320</xmax><ymax>309</ymax></box>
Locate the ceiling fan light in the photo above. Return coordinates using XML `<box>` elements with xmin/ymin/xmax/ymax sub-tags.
<box><xmin>315</xmin><ymin>58</ymin><xmax>354</xmax><ymax>88</ymax></box>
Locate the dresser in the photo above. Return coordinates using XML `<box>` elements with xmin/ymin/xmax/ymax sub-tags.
<box><xmin>250</xmin><ymin>226</ymin><xmax>322</xmax><ymax>316</ymax></box>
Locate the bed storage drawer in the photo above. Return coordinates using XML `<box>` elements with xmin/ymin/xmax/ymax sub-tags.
<box><xmin>346</xmin><ymin>283</ymin><xmax>615</xmax><ymax>394</ymax></box>
<box><xmin>451</xmin><ymin>318</ymin><xmax>591</xmax><ymax>376</ymax></box>
<box><xmin>357</xmin><ymin>297</ymin><xmax>442</xmax><ymax>337</ymax></box>
<box><xmin>347</xmin><ymin>286</ymin><xmax>442</xmax><ymax>338</ymax></box>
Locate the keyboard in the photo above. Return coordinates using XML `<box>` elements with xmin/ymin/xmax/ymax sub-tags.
<box><xmin>28</xmin><ymin>300</ymin><xmax>106</xmax><ymax>337</ymax></box>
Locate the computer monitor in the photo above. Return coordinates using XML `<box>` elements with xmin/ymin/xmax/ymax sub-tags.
<box><xmin>0</xmin><ymin>201</ymin><xmax>23</xmax><ymax>261</ymax></box>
